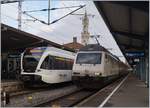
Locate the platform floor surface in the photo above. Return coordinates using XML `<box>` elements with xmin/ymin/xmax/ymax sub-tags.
<box><xmin>1</xmin><ymin>80</ymin><xmax>19</xmax><ymax>82</ymax></box>
<box><xmin>104</xmin><ymin>73</ymin><xmax>149</xmax><ymax>107</ymax></box>
<box><xmin>1</xmin><ymin>80</ymin><xmax>21</xmax><ymax>85</ymax></box>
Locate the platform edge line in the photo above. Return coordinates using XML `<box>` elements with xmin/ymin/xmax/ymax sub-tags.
<box><xmin>99</xmin><ymin>74</ymin><xmax>129</xmax><ymax>108</ymax></box>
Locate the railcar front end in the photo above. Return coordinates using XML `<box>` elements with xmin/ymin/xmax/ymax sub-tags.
<box><xmin>20</xmin><ymin>46</ymin><xmax>75</xmax><ymax>85</ymax></box>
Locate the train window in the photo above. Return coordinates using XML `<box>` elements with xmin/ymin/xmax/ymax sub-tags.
<box><xmin>63</xmin><ymin>59</ymin><xmax>68</xmax><ymax>70</ymax></box>
<box><xmin>41</xmin><ymin>56</ymin><xmax>49</xmax><ymax>69</ymax></box>
<box><xmin>53</xmin><ymin>57</ymin><xmax>73</xmax><ymax>70</ymax></box>
<box><xmin>67</xmin><ymin>59</ymin><xmax>73</xmax><ymax>70</ymax></box>
<box><xmin>41</xmin><ymin>56</ymin><xmax>53</xmax><ymax>69</ymax></box>
<box><xmin>23</xmin><ymin>57</ymin><xmax>39</xmax><ymax>72</ymax></box>
<box><xmin>64</xmin><ymin>59</ymin><xmax>67</xmax><ymax>69</ymax></box>
<box><xmin>66</xmin><ymin>60</ymin><xmax>71</xmax><ymax>69</ymax></box>
<box><xmin>76</xmin><ymin>53</ymin><xmax>101</xmax><ymax>64</ymax></box>
<box><xmin>53</xmin><ymin>58</ymin><xmax>58</xmax><ymax>69</ymax></box>
<box><xmin>53</xmin><ymin>57</ymin><xmax>64</xmax><ymax>70</ymax></box>
<box><xmin>62</xmin><ymin>60</ymin><xmax>66</xmax><ymax>69</ymax></box>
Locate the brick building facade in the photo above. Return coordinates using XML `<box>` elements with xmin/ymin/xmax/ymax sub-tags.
<box><xmin>63</xmin><ymin>37</ymin><xmax>84</xmax><ymax>52</ymax></box>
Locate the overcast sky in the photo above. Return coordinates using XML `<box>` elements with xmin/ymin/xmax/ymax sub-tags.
<box><xmin>1</xmin><ymin>0</ymin><xmax>126</xmax><ymax>62</ymax></box>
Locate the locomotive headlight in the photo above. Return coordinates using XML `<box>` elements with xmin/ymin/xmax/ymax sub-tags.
<box><xmin>94</xmin><ymin>72</ymin><xmax>102</xmax><ymax>76</ymax></box>
<box><xmin>94</xmin><ymin>72</ymin><xmax>100</xmax><ymax>76</ymax></box>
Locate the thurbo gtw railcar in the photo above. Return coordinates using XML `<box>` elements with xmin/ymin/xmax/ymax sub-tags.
<box><xmin>20</xmin><ymin>46</ymin><xmax>75</xmax><ymax>84</ymax></box>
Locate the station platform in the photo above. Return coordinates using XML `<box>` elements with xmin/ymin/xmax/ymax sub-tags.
<box><xmin>103</xmin><ymin>73</ymin><xmax>149</xmax><ymax>107</ymax></box>
<box><xmin>1</xmin><ymin>80</ymin><xmax>24</xmax><ymax>92</ymax></box>
<box><xmin>77</xmin><ymin>73</ymin><xmax>149</xmax><ymax>107</ymax></box>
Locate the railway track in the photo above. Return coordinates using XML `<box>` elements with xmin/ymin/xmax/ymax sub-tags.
<box><xmin>3</xmin><ymin>75</ymin><xmax>127</xmax><ymax>107</ymax></box>
<box><xmin>4</xmin><ymin>84</ymin><xmax>78</xmax><ymax>107</ymax></box>
<box><xmin>9</xmin><ymin>81</ymin><xmax>73</xmax><ymax>98</ymax></box>
<box><xmin>34</xmin><ymin>75</ymin><xmax>127</xmax><ymax>107</ymax></box>
<box><xmin>9</xmin><ymin>88</ymin><xmax>49</xmax><ymax>98</ymax></box>
<box><xmin>34</xmin><ymin>89</ymin><xmax>97</xmax><ymax>107</ymax></box>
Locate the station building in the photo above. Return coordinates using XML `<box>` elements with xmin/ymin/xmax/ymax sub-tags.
<box><xmin>63</xmin><ymin>37</ymin><xmax>84</xmax><ymax>52</ymax></box>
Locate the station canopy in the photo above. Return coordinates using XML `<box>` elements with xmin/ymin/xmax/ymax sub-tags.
<box><xmin>1</xmin><ymin>23</ymin><xmax>75</xmax><ymax>53</ymax></box>
<box><xmin>94</xmin><ymin>1</ymin><xmax>149</xmax><ymax>64</ymax></box>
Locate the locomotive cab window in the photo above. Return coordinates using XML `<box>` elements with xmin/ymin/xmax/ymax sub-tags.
<box><xmin>76</xmin><ymin>53</ymin><xmax>101</xmax><ymax>64</ymax></box>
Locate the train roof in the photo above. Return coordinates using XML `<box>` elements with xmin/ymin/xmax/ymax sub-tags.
<box><xmin>25</xmin><ymin>45</ymin><xmax>75</xmax><ymax>59</ymax></box>
<box><xmin>79</xmin><ymin>44</ymin><xmax>120</xmax><ymax>61</ymax></box>
<box><xmin>46</xmin><ymin>46</ymin><xmax>75</xmax><ymax>58</ymax></box>
<box><xmin>79</xmin><ymin>44</ymin><xmax>108</xmax><ymax>52</ymax></box>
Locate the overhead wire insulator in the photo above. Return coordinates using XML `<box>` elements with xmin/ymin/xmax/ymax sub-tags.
<box><xmin>40</xmin><ymin>20</ymin><xmax>47</xmax><ymax>25</ymax></box>
<box><xmin>50</xmin><ymin>8</ymin><xmax>57</xmax><ymax>10</ymax></box>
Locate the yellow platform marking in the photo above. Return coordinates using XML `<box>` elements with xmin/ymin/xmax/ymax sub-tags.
<box><xmin>67</xmin><ymin>96</ymin><xmax>76</xmax><ymax>100</ymax></box>
<box><xmin>51</xmin><ymin>101</ymin><xmax>60</xmax><ymax>108</ymax></box>
<box><xmin>27</xmin><ymin>96</ymin><xmax>33</xmax><ymax>103</ymax></box>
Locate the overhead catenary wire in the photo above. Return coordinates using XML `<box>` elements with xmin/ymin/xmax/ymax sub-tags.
<box><xmin>3</xmin><ymin>2</ymin><xmax>79</xmax><ymax>43</ymax></box>
<box><xmin>1</xmin><ymin>13</ymin><xmax>70</xmax><ymax>43</ymax></box>
<box><xmin>0</xmin><ymin>5</ymin><xmax>68</xmax><ymax>37</ymax></box>
<box><xmin>23</xmin><ymin>5</ymin><xmax>86</xmax><ymax>13</ymax></box>
<box><xmin>23</xmin><ymin>4</ymin><xmax>86</xmax><ymax>25</ymax></box>
<box><xmin>2</xmin><ymin>1</ymin><xmax>83</xmax><ymax>40</ymax></box>
<box><xmin>1</xmin><ymin>0</ymin><xmax>20</xmax><ymax>4</ymax></box>
<box><xmin>1</xmin><ymin>0</ymin><xmax>50</xmax><ymax>4</ymax></box>
<box><xmin>4</xmin><ymin>1</ymin><xmax>84</xmax><ymax>33</ymax></box>
<box><xmin>50</xmin><ymin>5</ymin><xmax>86</xmax><ymax>25</ymax></box>
<box><xmin>61</xmin><ymin>2</ymin><xmax>83</xmax><ymax>26</ymax></box>
<box><xmin>3</xmin><ymin>1</ymin><xmax>86</xmax><ymax>25</ymax></box>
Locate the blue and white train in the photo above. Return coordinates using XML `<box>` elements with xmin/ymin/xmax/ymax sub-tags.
<box><xmin>20</xmin><ymin>46</ymin><xmax>75</xmax><ymax>84</ymax></box>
